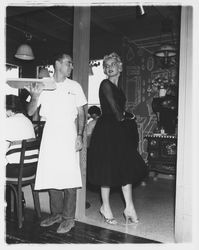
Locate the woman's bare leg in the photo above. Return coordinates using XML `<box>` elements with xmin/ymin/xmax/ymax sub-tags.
<box><xmin>122</xmin><ymin>184</ymin><xmax>138</xmax><ymax>221</ymax></box>
<box><xmin>100</xmin><ymin>186</ymin><xmax>114</xmax><ymax>219</ymax></box>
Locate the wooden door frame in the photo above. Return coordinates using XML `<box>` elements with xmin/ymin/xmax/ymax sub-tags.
<box><xmin>73</xmin><ymin>5</ymin><xmax>195</xmax><ymax>243</ymax></box>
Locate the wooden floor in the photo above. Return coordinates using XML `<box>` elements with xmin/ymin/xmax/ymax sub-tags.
<box><xmin>5</xmin><ymin>209</ymin><xmax>160</xmax><ymax>244</ymax></box>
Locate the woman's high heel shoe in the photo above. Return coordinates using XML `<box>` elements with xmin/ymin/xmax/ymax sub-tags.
<box><xmin>99</xmin><ymin>208</ymin><xmax>118</xmax><ymax>225</ymax></box>
<box><xmin>123</xmin><ymin>210</ymin><xmax>139</xmax><ymax>225</ymax></box>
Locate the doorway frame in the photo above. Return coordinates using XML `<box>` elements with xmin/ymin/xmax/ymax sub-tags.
<box><xmin>74</xmin><ymin>5</ymin><xmax>194</xmax><ymax>243</ymax></box>
<box><xmin>174</xmin><ymin>6</ymin><xmax>193</xmax><ymax>242</ymax></box>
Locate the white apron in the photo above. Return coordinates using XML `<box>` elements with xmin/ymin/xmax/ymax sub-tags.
<box><xmin>34</xmin><ymin>82</ymin><xmax>82</xmax><ymax>190</ymax></box>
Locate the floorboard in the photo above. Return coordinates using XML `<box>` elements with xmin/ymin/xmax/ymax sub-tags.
<box><xmin>6</xmin><ymin>209</ymin><xmax>160</xmax><ymax>244</ymax></box>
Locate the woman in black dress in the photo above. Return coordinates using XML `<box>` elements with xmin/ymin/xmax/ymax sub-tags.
<box><xmin>88</xmin><ymin>52</ymin><xmax>148</xmax><ymax>225</ymax></box>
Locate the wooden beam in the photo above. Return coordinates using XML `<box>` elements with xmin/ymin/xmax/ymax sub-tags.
<box><xmin>72</xmin><ymin>6</ymin><xmax>90</xmax><ymax>220</ymax></box>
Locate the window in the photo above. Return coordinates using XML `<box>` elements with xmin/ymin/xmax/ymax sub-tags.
<box><xmin>6</xmin><ymin>64</ymin><xmax>20</xmax><ymax>96</ymax></box>
<box><xmin>36</xmin><ymin>65</ymin><xmax>54</xmax><ymax>78</ymax></box>
<box><xmin>88</xmin><ymin>60</ymin><xmax>105</xmax><ymax>107</ymax></box>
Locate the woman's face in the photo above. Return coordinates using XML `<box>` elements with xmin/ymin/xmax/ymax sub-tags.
<box><xmin>103</xmin><ymin>58</ymin><xmax>121</xmax><ymax>77</ymax></box>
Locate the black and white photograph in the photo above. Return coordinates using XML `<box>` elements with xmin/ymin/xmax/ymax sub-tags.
<box><xmin>1</xmin><ymin>0</ymin><xmax>199</xmax><ymax>248</ymax></box>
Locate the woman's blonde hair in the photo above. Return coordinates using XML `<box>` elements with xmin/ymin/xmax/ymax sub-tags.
<box><xmin>103</xmin><ymin>52</ymin><xmax>123</xmax><ymax>72</ymax></box>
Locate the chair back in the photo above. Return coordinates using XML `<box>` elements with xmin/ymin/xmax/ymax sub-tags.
<box><xmin>6</xmin><ymin>139</ymin><xmax>40</xmax><ymax>183</ymax></box>
<box><xmin>32</xmin><ymin>121</ymin><xmax>45</xmax><ymax>140</ymax></box>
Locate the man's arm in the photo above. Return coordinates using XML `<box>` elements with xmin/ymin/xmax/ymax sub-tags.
<box><xmin>77</xmin><ymin>105</ymin><xmax>86</xmax><ymax>136</ymax></box>
<box><xmin>75</xmin><ymin>104</ymin><xmax>87</xmax><ymax>151</ymax></box>
<box><xmin>25</xmin><ymin>83</ymin><xmax>43</xmax><ymax>116</ymax></box>
<box><xmin>27</xmin><ymin>96</ymin><xmax>40</xmax><ymax>116</ymax></box>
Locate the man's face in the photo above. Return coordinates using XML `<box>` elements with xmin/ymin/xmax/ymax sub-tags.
<box><xmin>58</xmin><ymin>55</ymin><xmax>73</xmax><ymax>77</ymax></box>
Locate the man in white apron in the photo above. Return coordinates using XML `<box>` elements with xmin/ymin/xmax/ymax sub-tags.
<box><xmin>27</xmin><ymin>53</ymin><xmax>87</xmax><ymax>234</ymax></box>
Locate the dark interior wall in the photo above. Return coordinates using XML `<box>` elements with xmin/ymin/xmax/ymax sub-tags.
<box><xmin>90</xmin><ymin>34</ymin><xmax>123</xmax><ymax>60</ymax></box>
<box><xmin>20</xmin><ymin>63</ymin><xmax>37</xmax><ymax>78</ymax></box>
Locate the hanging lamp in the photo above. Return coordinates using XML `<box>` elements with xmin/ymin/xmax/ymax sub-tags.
<box><xmin>154</xmin><ymin>44</ymin><xmax>176</xmax><ymax>58</ymax></box>
<box><xmin>154</xmin><ymin>18</ymin><xmax>177</xmax><ymax>67</ymax></box>
<box><xmin>15</xmin><ymin>33</ymin><xmax>35</xmax><ymax>60</ymax></box>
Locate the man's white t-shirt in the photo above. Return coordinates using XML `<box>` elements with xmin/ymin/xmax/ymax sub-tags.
<box><xmin>37</xmin><ymin>78</ymin><xmax>87</xmax><ymax>121</ymax></box>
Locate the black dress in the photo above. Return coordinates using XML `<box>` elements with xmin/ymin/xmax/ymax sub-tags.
<box><xmin>88</xmin><ymin>79</ymin><xmax>148</xmax><ymax>187</ymax></box>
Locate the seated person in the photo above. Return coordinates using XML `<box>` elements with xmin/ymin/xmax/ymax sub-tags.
<box><xmin>5</xmin><ymin>95</ymin><xmax>36</xmax><ymax>165</ymax></box>
<box><xmin>87</xmin><ymin>106</ymin><xmax>101</xmax><ymax>148</ymax></box>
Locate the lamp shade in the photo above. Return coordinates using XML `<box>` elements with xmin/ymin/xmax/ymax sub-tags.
<box><xmin>15</xmin><ymin>43</ymin><xmax>35</xmax><ymax>60</ymax></box>
<box><xmin>154</xmin><ymin>44</ymin><xmax>176</xmax><ymax>58</ymax></box>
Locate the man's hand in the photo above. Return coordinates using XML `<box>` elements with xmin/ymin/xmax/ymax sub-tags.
<box><xmin>75</xmin><ymin>135</ymin><xmax>83</xmax><ymax>151</ymax></box>
<box><xmin>26</xmin><ymin>82</ymin><xmax>44</xmax><ymax>116</ymax></box>
<box><xmin>24</xmin><ymin>82</ymin><xmax>44</xmax><ymax>98</ymax></box>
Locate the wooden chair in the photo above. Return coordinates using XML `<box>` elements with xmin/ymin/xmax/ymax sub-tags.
<box><xmin>32</xmin><ymin>121</ymin><xmax>45</xmax><ymax>140</ymax></box>
<box><xmin>6</xmin><ymin>138</ymin><xmax>41</xmax><ymax>228</ymax></box>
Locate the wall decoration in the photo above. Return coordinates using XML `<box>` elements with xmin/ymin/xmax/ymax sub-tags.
<box><xmin>148</xmin><ymin>68</ymin><xmax>177</xmax><ymax>97</ymax></box>
<box><xmin>147</xmin><ymin>56</ymin><xmax>155</xmax><ymax>71</ymax></box>
<box><xmin>126</xmin><ymin>65</ymin><xmax>140</xmax><ymax>76</ymax></box>
<box><xmin>151</xmin><ymin>69</ymin><xmax>169</xmax><ymax>82</ymax></box>
<box><xmin>126</xmin><ymin>76</ymin><xmax>139</xmax><ymax>105</ymax></box>
<box><xmin>121</xmin><ymin>38</ymin><xmax>178</xmax><ymax>159</ymax></box>
<box><xmin>122</xmin><ymin>38</ymin><xmax>156</xmax><ymax>114</ymax></box>
<box><xmin>137</xmin><ymin>48</ymin><xmax>144</xmax><ymax>57</ymax></box>
<box><xmin>126</xmin><ymin>46</ymin><xmax>135</xmax><ymax>61</ymax></box>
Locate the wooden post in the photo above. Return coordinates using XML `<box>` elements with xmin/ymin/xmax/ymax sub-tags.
<box><xmin>175</xmin><ymin>6</ymin><xmax>193</xmax><ymax>242</ymax></box>
<box><xmin>72</xmin><ymin>6</ymin><xmax>90</xmax><ymax>220</ymax></box>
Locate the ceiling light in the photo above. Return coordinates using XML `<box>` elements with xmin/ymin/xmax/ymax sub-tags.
<box><xmin>154</xmin><ymin>44</ymin><xmax>176</xmax><ymax>58</ymax></box>
<box><xmin>15</xmin><ymin>33</ymin><xmax>34</xmax><ymax>60</ymax></box>
<box><xmin>15</xmin><ymin>44</ymin><xmax>35</xmax><ymax>60</ymax></box>
<box><xmin>154</xmin><ymin>17</ymin><xmax>177</xmax><ymax>68</ymax></box>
